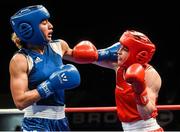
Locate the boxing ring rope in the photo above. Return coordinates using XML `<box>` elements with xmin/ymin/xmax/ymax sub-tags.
<box><xmin>0</xmin><ymin>105</ymin><xmax>180</xmax><ymax>114</ymax></box>
<box><xmin>65</xmin><ymin>105</ymin><xmax>180</xmax><ymax>112</ymax></box>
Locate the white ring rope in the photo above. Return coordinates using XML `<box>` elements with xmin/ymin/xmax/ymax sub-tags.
<box><xmin>1</xmin><ymin>105</ymin><xmax>180</xmax><ymax>114</ymax></box>
<box><xmin>0</xmin><ymin>109</ymin><xmax>24</xmax><ymax>114</ymax></box>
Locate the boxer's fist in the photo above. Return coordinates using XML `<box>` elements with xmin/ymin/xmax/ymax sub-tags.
<box><xmin>98</xmin><ymin>42</ymin><xmax>121</xmax><ymax>62</ymax></box>
<box><xmin>125</xmin><ymin>63</ymin><xmax>149</xmax><ymax>105</ymax></box>
<box><xmin>37</xmin><ymin>64</ymin><xmax>80</xmax><ymax>98</ymax></box>
<box><xmin>125</xmin><ymin>63</ymin><xmax>145</xmax><ymax>94</ymax></box>
<box><xmin>72</xmin><ymin>41</ymin><xmax>98</xmax><ymax>64</ymax></box>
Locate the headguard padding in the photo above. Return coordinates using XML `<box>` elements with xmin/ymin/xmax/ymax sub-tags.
<box><xmin>119</xmin><ymin>30</ymin><xmax>156</xmax><ymax>68</ymax></box>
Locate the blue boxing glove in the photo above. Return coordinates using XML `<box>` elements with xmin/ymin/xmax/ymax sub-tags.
<box><xmin>98</xmin><ymin>42</ymin><xmax>121</xmax><ymax>62</ymax></box>
<box><xmin>37</xmin><ymin>64</ymin><xmax>81</xmax><ymax>98</ymax></box>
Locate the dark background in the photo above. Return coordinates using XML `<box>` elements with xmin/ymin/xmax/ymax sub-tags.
<box><xmin>0</xmin><ymin>0</ymin><xmax>180</xmax><ymax>131</ymax></box>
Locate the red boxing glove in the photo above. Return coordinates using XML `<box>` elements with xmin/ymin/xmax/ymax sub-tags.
<box><xmin>125</xmin><ymin>63</ymin><xmax>149</xmax><ymax>105</ymax></box>
<box><xmin>72</xmin><ymin>41</ymin><xmax>98</xmax><ymax>64</ymax></box>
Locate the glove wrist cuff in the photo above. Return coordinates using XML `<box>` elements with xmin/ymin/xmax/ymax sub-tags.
<box><xmin>37</xmin><ymin>80</ymin><xmax>53</xmax><ymax>98</ymax></box>
<box><xmin>135</xmin><ymin>90</ymin><xmax>149</xmax><ymax>105</ymax></box>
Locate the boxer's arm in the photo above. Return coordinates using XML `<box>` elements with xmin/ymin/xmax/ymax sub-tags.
<box><xmin>60</xmin><ymin>39</ymin><xmax>78</xmax><ymax>63</ymax></box>
<box><xmin>92</xmin><ymin>61</ymin><xmax>117</xmax><ymax>70</ymax></box>
<box><xmin>61</xmin><ymin>40</ymin><xmax>97</xmax><ymax>63</ymax></box>
<box><xmin>9</xmin><ymin>54</ymin><xmax>41</xmax><ymax>110</ymax></box>
<box><xmin>126</xmin><ymin>65</ymin><xmax>161</xmax><ymax>120</ymax></box>
<box><xmin>137</xmin><ymin>67</ymin><xmax>161</xmax><ymax>120</ymax></box>
<box><xmin>63</xmin><ymin>40</ymin><xmax>118</xmax><ymax>70</ymax></box>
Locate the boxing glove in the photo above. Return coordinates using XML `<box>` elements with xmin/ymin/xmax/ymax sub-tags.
<box><xmin>97</xmin><ymin>42</ymin><xmax>121</xmax><ymax>62</ymax></box>
<box><xmin>125</xmin><ymin>63</ymin><xmax>149</xmax><ymax>105</ymax></box>
<box><xmin>37</xmin><ymin>64</ymin><xmax>81</xmax><ymax>98</ymax></box>
<box><xmin>72</xmin><ymin>41</ymin><xmax>98</xmax><ymax>64</ymax></box>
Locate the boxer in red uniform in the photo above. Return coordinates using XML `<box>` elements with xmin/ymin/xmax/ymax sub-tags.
<box><xmin>71</xmin><ymin>30</ymin><xmax>163</xmax><ymax>131</ymax></box>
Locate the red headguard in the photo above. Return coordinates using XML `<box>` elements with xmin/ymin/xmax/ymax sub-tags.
<box><xmin>119</xmin><ymin>30</ymin><xmax>156</xmax><ymax>68</ymax></box>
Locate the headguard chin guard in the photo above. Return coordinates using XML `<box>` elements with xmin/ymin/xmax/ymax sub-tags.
<box><xmin>10</xmin><ymin>5</ymin><xmax>50</xmax><ymax>45</ymax></box>
<box><xmin>119</xmin><ymin>30</ymin><xmax>156</xmax><ymax>68</ymax></box>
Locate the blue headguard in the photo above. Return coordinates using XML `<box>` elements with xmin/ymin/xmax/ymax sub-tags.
<box><xmin>10</xmin><ymin>5</ymin><xmax>50</xmax><ymax>45</ymax></box>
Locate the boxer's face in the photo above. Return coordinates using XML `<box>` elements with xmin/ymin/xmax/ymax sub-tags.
<box><xmin>117</xmin><ymin>45</ymin><xmax>129</xmax><ymax>66</ymax></box>
<box><xmin>39</xmin><ymin>19</ymin><xmax>53</xmax><ymax>42</ymax></box>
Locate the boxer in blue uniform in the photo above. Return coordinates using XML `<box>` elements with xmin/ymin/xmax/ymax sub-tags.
<box><xmin>9</xmin><ymin>5</ymin><xmax>81</xmax><ymax>131</ymax></box>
